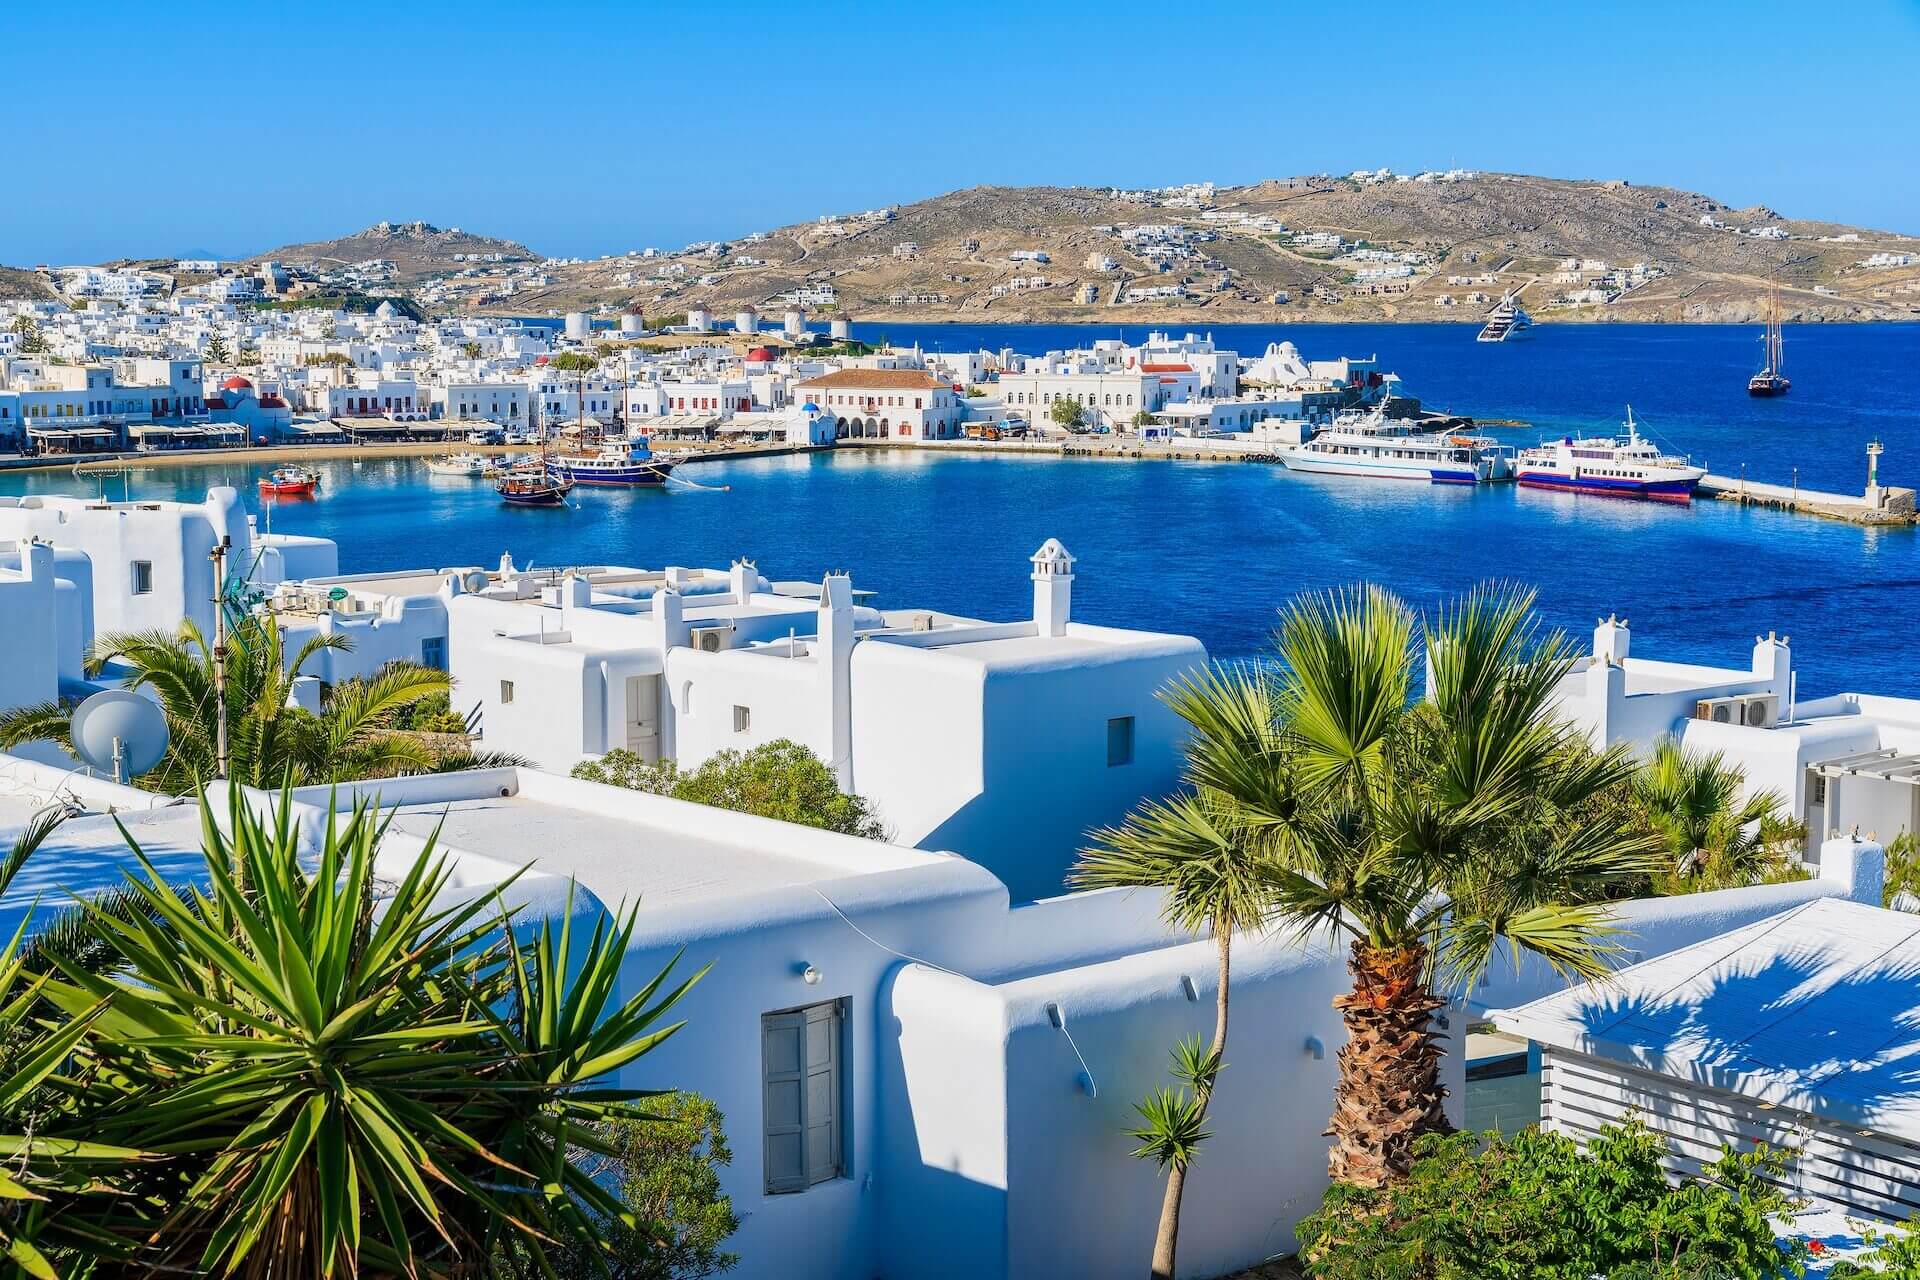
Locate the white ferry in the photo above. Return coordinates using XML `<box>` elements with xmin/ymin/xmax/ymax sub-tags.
<box><xmin>1514</xmin><ymin>408</ymin><xmax>1705</xmax><ymax>503</ymax></box>
<box><xmin>1279</xmin><ymin>406</ymin><xmax>1511</xmax><ymax>485</ymax></box>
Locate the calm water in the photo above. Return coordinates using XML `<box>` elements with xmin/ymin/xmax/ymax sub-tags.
<box><xmin>4</xmin><ymin>324</ymin><xmax>1916</xmax><ymax>695</ymax></box>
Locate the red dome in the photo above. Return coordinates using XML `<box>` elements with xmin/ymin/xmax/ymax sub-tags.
<box><xmin>747</xmin><ymin>347</ymin><xmax>774</xmax><ymax>362</ymax></box>
<box><xmin>222</xmin><ymin>375</ymin><xmax>253</xmax><ymax>391</ymax></box>
<box><xmin>534</xmin><ymin>355</ymin><xmax>550</xmax><ymax>365</ymax></box>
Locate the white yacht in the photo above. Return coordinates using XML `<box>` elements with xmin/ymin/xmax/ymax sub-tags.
<box><xmin>1514</xmin><ymin>407</ymin><xmax>1706</xmax><ymax>503</ymax></box>
<box><xmin>1279</xmin><ymin>406</ymin><xmax>1511</xmax><ymax>485</ymax></box>
<box><xmin>1476</xmin><ymin>293</ymin><xmax>1534</xmax><ymax>342</ymax></box>
<box><xmin>426</xmin><ymin>451</ymin><xmax>498</xmax><ymax>478</ymax></box>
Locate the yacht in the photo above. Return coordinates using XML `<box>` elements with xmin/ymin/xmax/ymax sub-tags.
<box><xmin>426</xmin><ymin>451</ymin><xmax>497</xmax><ymax>478</ymax></box>
<box><xmin>1279</xmin><ymin>406</ymin><xmax>1510</xmax><ymax>485</ymax></box>
<box><xmin>1514</xmin><ymin>408</ymin><xmax>1706</xmax><ymax>503</ymax></box>
<box><xmin>546</xmin><ymin>434</ymin><xmax>678</xmax><ymax>487</ymax></box>
<box><xmin>1476</xmin><ymin>292</ymin><xmax>1534</xmax><ymax>342</ymax></box>
<box><xmin>1748</xmin><ymin>286</ymin><xmax>1790</xmax><ymax>397</ymax></box>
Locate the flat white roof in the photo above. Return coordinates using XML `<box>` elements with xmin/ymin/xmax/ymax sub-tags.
<box><xmin>308</xmin><ymin>770</ymin><xmax>950</xmax><ymax>912</ymax></box>
<box><xmin>1495</xmin><ymin>897</ymin><xmax>1920</xmax><ymax>1142</ymax></box>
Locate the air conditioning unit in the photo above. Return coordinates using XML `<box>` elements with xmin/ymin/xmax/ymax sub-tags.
<box><xmin>1739</xmin><ymin>693</ymin><xmax>1779</xmax><ymax>728</ymax></box>
<box><xmin>690</xmin><ymin>624</ymin><xmax>731</xmax><ymax>653</ymax></box>
<box><xmin>1694</xmin><ymin>697</ymin><xmax>1742</xmax><ymax>725</ymax></box>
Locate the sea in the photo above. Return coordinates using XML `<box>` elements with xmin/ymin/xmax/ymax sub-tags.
<box><xmin>4</xmin><ymin>322</ymin><xmax>1916</xmax><ymax>696</ymax></box>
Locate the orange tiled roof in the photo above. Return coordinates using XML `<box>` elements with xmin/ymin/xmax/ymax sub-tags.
<box><xmin>796</xmin><ymin>368</ymin><xmax>944</xmax><ymax>390</ymax></box>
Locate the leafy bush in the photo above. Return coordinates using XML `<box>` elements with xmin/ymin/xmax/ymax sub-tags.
<box><xmin>1830</xmin><ymin>1215</ymin><xmax>1920</xmax><ymax>1277</ymax></box>
<box><xmin>1883</xmin><ymin>831</ymin><xmax>1920</xmax><ymax>909</ymax></box>
<box><xmin>1296</xmin><ymin>1121</ymin><xmax>1808</xmax><ymax>1280</ymax></box>
<box><xmin>573</xmin><ymin>739</ymin><xmax>888</xmax><ymax>839</ymax></box>
<box><xmin>498</xmin><ymin>1092</ymin><xmax>739</xmax><ymax>1280</ymax></box>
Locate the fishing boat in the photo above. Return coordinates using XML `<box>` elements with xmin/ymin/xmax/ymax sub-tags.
<box><xmin>1748</xmin><ymin>286</ymin><xmax>1790</xmax><ymax>397</ymax></box>
<box><xmin>258</xmin><ymin>465</ymin><xmax>320</xmax><ymax>497</ymax></box>
<box><xmin>1279</xmin><ymin>405</ymin><xmax>1510</xmax><ymax>485</ymax></box>
<box><xmin>1514</xmin><ymin>407</ymin><xmax>1705</xmax><ymax>503</ymax></box>
<box><xmin>1476</xmin><ymin>291</ymin><xmax>1534</xmax><ymax>343</ymax></box>
<box><xmin>496</xmin><ymin>467</ymin><xmax>574</xmax><ymax>507</ymax></box>
<box><xmin>545</xmin><ymin>434</ymin><xmax>677</xmax><ymax>487</ymax></box>
<box><xmin>426</xmin><ymin>451</ymin><xmax>496</xmax><ymax>478</ymax></box>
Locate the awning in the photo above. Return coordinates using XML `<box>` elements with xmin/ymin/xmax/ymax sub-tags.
<box><xmin>71</xmin><ymin>428</ymin><xmax>116</xmax><ymax>438</ymax></box>
<box><xmin>27</xmin><ymin>428</ymin><xmax>73</xmax><ymax>440</ymax></box>
<box><xmin>1815</xmin><ymin>749</ymin><xmax>1920</xmax><ymax>786</ymax></box>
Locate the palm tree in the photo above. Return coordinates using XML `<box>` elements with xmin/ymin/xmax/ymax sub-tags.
<box><xmin>550</xmin><ymin>350</ymin><xmax>599</xmax><ymax>431</ymax></box>
<box><xmin>0</xmin><ymin>616</ymin><xmax>453</xmax><ymax>792</ymax></box>
<box><xmin>1073</xmin><ymin>667</ymin><xmax>1278</xmax><ymax>1280</ymax></box>
<box><xmin>1635</xmin><ymin>738</ymin><xmax>1789</xmax><ymax>889</ymax></box>
<box><xmin>1174</xmin><ymin>584</ymin><xmax>1657</xmax><ymax>1188</ymax></box>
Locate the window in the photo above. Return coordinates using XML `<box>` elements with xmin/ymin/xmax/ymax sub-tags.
<box><xmin>763</xmin><ymin>1001</ymin><xmax>844</xmax><ymax>1194</ymax></box>
<box><xmin>500</xmin><ymin>680</ymin><xmax>515</xmax><ymax>705</ymax></box>
<box><xmin>1107</xmin><ymin>715</ymin><xmax>1135</xmax><ymax>767</ymax></box>
<box><xmin>733</xmin><ymin>704</ymin><xmax>751</xmax><ymax>734</ymax></box>
<box><xmin>131</xmin><ymin>560</ymin><xmax>153</xmax><ymax>594</ymax></box>
<box><xmin>420</xmin><ymin>636</ymin><xmax>446</xmax><ymax>669</ymax></box>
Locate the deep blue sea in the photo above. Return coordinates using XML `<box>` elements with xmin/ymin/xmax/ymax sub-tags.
<box><xmin>4</xmin><ymin>323</ymin><xmax>1916</xmax><ymax>696</ymax></box>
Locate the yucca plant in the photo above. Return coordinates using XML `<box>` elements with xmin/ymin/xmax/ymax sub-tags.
<box><xmin>1162</xmin><ymin>584</ymin><xmax>1659</xmax><ymax>1188</ymax></box>
<box><xmin>33</xmin><ymin>784</ymin><xmax>702</xmax><ymax>1277</ymax></box>
<box><xmin>0</xmin><ymin>616</ymin><xmax>453</xmax><ymax>792</ymax></box>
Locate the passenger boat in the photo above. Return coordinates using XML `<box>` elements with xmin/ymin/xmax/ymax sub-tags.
<box><xmin>1748</xmin><ymin>286</ymin><xmax>1790</xmax><ymax>397</ymax></box>
<box><xmin>258</xmin><ymin>465</ymin><xmax>320</xmax><ymax>496</ymax></box>
<box><xmin>1278</xmin><ymin>406</ymin><xmax>1511</xmax><ymax>485</ymax></box>
<box><xmin>1514</xmin><ymin>408</ymin><xmax>1705</xmax><ymax>503</ymax></box>
<box><xmin>545</xmin><ymin>435</ymin><xmax>677</xmax><ymax>487</ymax></box>
<box><xmin>1476</xmin><ymin>292</ymin><xmax>1534</xmax><ymax>343</ymax></box>
<box><xmin>426</xmin><ymin>451</ymin><xmax>496</xmax><ymax>478</ymax></box>
<box><xmin>496</xmin><ymin>467</ymin><xmax>573</xmax><ymax>507</ymax></box>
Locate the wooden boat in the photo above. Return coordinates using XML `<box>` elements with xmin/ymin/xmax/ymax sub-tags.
<box><xmin>258</xmin><ymin>465</ymin><xmax>320</xmax><ymax>496</ymax></box>
<box><xmin>496</xmin><ymin>468</ymin><xmax>573</xmax><ymax>507</ymax></box>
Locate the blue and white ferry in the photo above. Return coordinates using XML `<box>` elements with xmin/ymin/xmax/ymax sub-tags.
<box><xmin>1278</xmin><ymin>406</ymin><xmax>1510</xmax><ymax>485</ymax></box>
<box><xmin>1515</xmin><ymin>408</ymin><xmax>1705</xmax><ymax>503</ymax></box>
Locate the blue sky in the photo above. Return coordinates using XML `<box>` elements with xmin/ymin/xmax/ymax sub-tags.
<box><xmin>4</xmin><ymin>0</ymin><xmax>1917</xmax><ymax>263</ymax></box>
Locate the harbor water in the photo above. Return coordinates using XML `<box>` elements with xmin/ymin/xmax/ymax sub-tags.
<box><xmin>3</xmin><ymin>323</ymin><xmax>1915</xmax><ymax>696</ymax></box>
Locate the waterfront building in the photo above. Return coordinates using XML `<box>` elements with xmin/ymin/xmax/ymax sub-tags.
<box><xmin>796</xmin><ymin>368</ymin><xmax>964</xmax><ymax>440</ymax></box>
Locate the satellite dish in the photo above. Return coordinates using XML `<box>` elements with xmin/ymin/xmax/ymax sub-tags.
<box><xmin>70</xmin><ymin>689</ymin><xmax>169</xmax><ymax>784</ymax></box>
<box><xmin>462</xmin><ymin>570</ymin><xmax>490</xmax><ymax>594</ymax></box>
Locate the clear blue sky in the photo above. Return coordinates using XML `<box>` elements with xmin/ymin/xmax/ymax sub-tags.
<box><xmin>5</xmin><ymin>0</ymin><xmax>1917</xmax><ymax>263</ymax></box>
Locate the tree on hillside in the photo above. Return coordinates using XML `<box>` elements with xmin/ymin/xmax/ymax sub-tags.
<box><xmin>11</xmin><ymin>315</ymin><xmax>47</xmax><ymax>353</ymax></box>
<box><xmin>204</xmin><ymin>332</ymin><xmax>231</xmax><ymax>364</ymax></box>
<box><xmin>1049</xmin><ymin>398</ymin><xmax>1083</xmax><ymax>431</ymax></box>
<box><xmin>572</xmin><ymin>739</ymin><xmax>887</xmax><ymax>840</ymax></box>
<box><xmin>1153</xmin><ymin>584</ymin><xmax>1658</xmax><ymax>1188</ymax></box>
<box><xmin>463</xmin><ymin>340</ymin><xmax>483</xmax><ymax>360</ymax></box>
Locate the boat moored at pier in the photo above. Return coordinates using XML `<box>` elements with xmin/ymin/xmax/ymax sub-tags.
<box><xmin>1515</xmin><ymin>408</ymin><xmax>1706</xmax><ymax>503</ymax></box>
<box><xmin>545</xmin><ymin>435</ymin><xmax>678</xmax><ymax>487</ymax></box>
<box><xmin>1278</xmin><ymin>406</ymin><xmax>1511</xmax><ymax>484</ymax></box>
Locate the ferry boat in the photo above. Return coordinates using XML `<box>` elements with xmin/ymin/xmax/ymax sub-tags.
<box><xmin>1278</xmin><ymin>406</ymin><xmax>1511</xmax><ymax>485</ymax></box>
<box><xmin>1748</xmin><ymin>287</ymin><xmax>1790</xmax><ymax>397</ymax></box>
<box><xmin>1476</xmin><ymin>292</ymin><xmax>1534</xmax><ymax>343</ymax></box>
<box><xmin>496</xmin><ymin>467</ymin><xmax>574</xmax><ymax>507</ymax></box>
<box><xmin>545</xmin><ymin>435</ymin><xmax>677</xmax><ymax>487</ymax></box>
<box><xmin>426</xmin><ymin>451</ymin><xmax>497</xmax><ymax>478</ymax></box>
<box><xmin>258</xmin><ymin>465</ymin><xmax>320</xmax><ymax>497</ymax></box>
<box><xmin>1514</xmin><ymin>408</ymin><xmax>1706</xmax><ymax>503</ymax></box>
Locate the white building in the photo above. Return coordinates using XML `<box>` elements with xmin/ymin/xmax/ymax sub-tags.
<box><xmin>795</xmin><ymin>369</ymin><xmax>964</xmax><ymax>441</ymax></box>
<box><xmin>267</xmin><ymin>542</ymin><xmax>1204</xmax><ymax>901</ymax></box>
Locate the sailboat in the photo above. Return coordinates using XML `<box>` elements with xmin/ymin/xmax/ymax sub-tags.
<box><xmin>1748</xmin><ymin>285</ymin><xmax>1790</xmax><ymax>397</ymax></box>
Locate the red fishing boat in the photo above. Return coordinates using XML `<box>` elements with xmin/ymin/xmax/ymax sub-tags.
<box><xmin>258</xmin><ymin>466</ymin><xmax>321</xmax><ymax>497</ymax></box>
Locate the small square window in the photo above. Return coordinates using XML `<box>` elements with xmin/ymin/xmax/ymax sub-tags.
<box><xmin>1106</xmin><ymin>716</ymin><xmax>1135</xmax><ymax>767</ymax></box>
<box><xmin>733</xmin><ymin>705</ymin><xmax>751</xmax><ymax>734</ymax></box>
<box><xmin>500</xmin><ymin>680</ymin><xmax>515</xmax><ymax>705</ymax></box>
<box><xmin>131</xmin><ymin>561</ymin><xmax>153</xmax><ymax>594</ymax></box>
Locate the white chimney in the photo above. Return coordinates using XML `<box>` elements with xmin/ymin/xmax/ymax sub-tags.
<box><xmin>1593</xmin><ymin>614</ymin><xmax>1630</xmax><ymax>665</ymax></box>
<box><xmin>1031</xmin><ymin>539</ymin><xmax>1076</xmax><ymax>638</ymax></box>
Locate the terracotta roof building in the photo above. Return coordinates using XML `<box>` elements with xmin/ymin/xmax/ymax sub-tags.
<box><xmin>795</xmin><ymin>368</ymin><xmax>963</xmax><ymax>441</ymax></box>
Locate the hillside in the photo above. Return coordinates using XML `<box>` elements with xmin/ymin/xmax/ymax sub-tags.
<box><xmin>251</xmin><ymin>220</ymin><xmax>537</xmax><ymax>279</ymax></box>
<box><xmin>0</xmin><ymin>265</ymin><xmax>56</xmax><ymax>302</ymax></box>
<box><xmin>500</xmin><ymin>173</ymin><xmax>1920</xmax><ymax>325</ymax></box>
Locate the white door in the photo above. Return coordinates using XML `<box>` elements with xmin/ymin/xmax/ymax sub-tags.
<box><xmin>624</xmin><ymin>674</ymin><xmax>660</xmax><ymax>760</ymax></box>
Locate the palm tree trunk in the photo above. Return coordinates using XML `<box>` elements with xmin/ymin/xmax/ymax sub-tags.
<box><xmin>1150</xmin><ymin>925</ymin><xmax>1232</xmax><ymax>1280</ymax></box>
<box><xmin>1325</xmin><ymin>940</ymin><xmax>1449</xmax><ymax>1188</ymax></box>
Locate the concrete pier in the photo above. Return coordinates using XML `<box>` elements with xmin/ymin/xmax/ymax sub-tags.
<box><xmin>1699</xmin><ymin>443</ymin><xmax>1915</xmax><ymax>527</ymax></box>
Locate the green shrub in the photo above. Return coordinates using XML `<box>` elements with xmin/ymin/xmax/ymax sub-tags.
<box><xmin>1296</xmin><ymin>1121</ymin><xmax>1807</xmax><ymax>1280</ymax></box>
<box><xmin>573</xmin><ymin>739</ymin><xmax>887</xmax><ymax>839</ymax></box>
<box><xmin>1829</xmin><ymin>1214</ymin><xmax>1920</xmax><ymax>1277</ymax></box>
